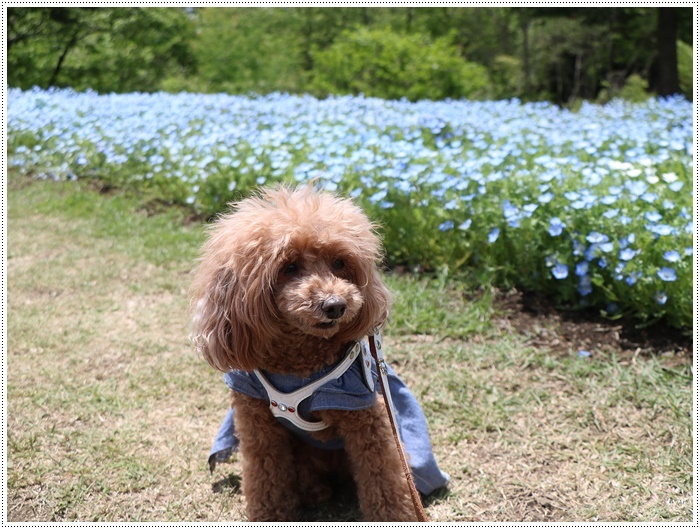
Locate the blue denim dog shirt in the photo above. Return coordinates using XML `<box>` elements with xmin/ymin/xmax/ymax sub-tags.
<box><xmin>208</xmin><ymin>340</ymin><xmax>450</xmax><ymax>495</ymax></box>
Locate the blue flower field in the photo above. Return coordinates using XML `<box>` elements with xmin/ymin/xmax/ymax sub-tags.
<box><xmin>8</xmin><ymin>88</ymin><xmax>693</xmax><ymax>330</ymax></box>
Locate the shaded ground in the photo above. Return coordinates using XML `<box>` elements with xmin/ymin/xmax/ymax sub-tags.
<box><xmin>494</xmin><ymin>288</ymin><xmax>692</xmax><ymax>366</ymax></box>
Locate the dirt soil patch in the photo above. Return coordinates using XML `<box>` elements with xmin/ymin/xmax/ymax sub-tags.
<box><xmin>494</xmin><ymin>288</ymin><xmax>692</xmax><ymax>365</ymax></box>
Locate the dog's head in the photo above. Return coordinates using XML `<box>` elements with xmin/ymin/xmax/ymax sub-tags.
<box><xmin>189</xmin><ymin>185</ymin><xmax>390</xmax><ymax>372</ymax></box>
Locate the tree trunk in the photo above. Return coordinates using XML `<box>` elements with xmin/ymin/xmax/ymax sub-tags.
<box><xmin>521</xmin><ymin>17</ymin><xmax>532</xmax><ymax>98</ymax></box>
<box><xmin>47</xmin><ymin>27</ymin><xmax>80</xmax><ymax>88</ymax></box>
<box><xmin>656</xmin><ymin>7</ymin><xmax>680</xmax><ymax>96</ymax></box>
<box><xmin>568</xmin><ymin>53</ymin><xmax>582</xmax><ymax>105</ymax></box>
<box><xmin>301</xmin><ymin>8</ymin><xmax>314</xmax><ymax>71</ymax></box>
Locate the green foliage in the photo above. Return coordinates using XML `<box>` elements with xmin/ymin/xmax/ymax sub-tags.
<box><xmin>310</xmin><ymin>27</ymin><xmax>491</xmax><ymax>101</ymax></box>
<box><xmin>618</xmin><ymin>74</ymin><xmax>652</xmax><ymax>102</ymax></box>
<box><xmin>677</xmin><ymin>39</ymin><xmax>693</xmax><ymax>100</ymax></box>
<box><xmin>597</xmin><ymin>74</ymin><xmax>652</xmax><ymax>104</ymax></box>
<box><xmin>6</xmin><ymin>7</ymin><xmax>693</xmax><ymax>103</ymax></box>
<box><xmin>490</xmin><ymin>55</ymin><xmax>523</xmax><ymax>99</ymax></box>
<box><xmin>169</xmin><ymin>8</ymin><xmax>306</xmax><ymax>94</ymax></box>
<box><xmin>7</xmin><ymin>7</ymin><xmax>195</xmax><ymax>93</ymax></box>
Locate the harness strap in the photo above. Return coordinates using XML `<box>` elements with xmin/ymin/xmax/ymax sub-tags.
<box><xmin>253</xmin><ymin>342</ymin><xmax>362</xmax><ymax>432</ymax></box>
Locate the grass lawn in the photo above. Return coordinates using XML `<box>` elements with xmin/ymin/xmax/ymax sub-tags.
<box><xmin>6</xmin><ymin>174</ymin><xmax>693</xmax><ymax>521</ymax></box>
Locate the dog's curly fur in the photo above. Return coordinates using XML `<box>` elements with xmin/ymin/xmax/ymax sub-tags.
<box><xmin>190</xmin><ymin>186</ymin><xmax>418</xmax><ymax>521</ymax></box>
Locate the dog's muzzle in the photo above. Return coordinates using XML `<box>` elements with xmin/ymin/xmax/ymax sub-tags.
<box><xmin>321</xmin><ymin>296</ymin><xmax>347</xmax><ymax>320</ymax></box>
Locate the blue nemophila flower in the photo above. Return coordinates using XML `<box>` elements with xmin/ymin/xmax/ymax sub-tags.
<box><xmin>502</xmin><ymin>200</ymin><xmax>523</xmax><ymax>227</ymax></box>
<box><xmin>657</xmin><ymin>267</ymin><xmax>677</xmax><ymax>282</ymax></box>
<box><xmin>575</xmin><ymin>262</ymin><xmax>589</xmax><ymax>276</ymax></box>
<box><xmin>369</xmin><ymin>190</ymin><xmax>387</xmax><ymax>203</ymax></box>
<box><xmin>548</xmin><ymin>217</ymin><xmax>565</xmax><ymax>236</ymax></box>
<box><xmin>655</xmin><ymin>291</ymin><xmax>668</xmax><ymax>305</ymax></box>
<box><xmin>458</xmin><ymin>219</ymin><xmax>472</xmax><ymax>231</ymax></box>
<box><xmin>538</xmin><ymin>191</ymin><xmax>554</xmax><ymax>204</ymax></box>
<box><xmin>619</xmin><ymin>248</ymin><xmax>638</xmax><ymax>261</ymax></box>
<box><xmin>647</xmin><ymin>224</ymin><xmax>674</xmax><ymax>236</ymax></box>
<box><xmin>439</xmin><ymin>220</ymin><xmax>454</xmax><ymax>232</ymax></box>
<box><xmin>586</xmin><ymin>231</ymin><xmax>608</xmax><ymax>244</ymax></box>
<box><xmin>7</xmin><ymin>89</ymin><xmax>692</xmax><ymax>329</ymax></box>
<box><xmin>661</xmin><ymin>172</ymin><xmax>678</xmax><ymax>183</ymax></box>
<box><xmin>584</xmin><ymin>244</ymin><xmax>599</xmax><ymax>261</ymax></box>
<box><xmin>640</xmin><ymin>192</ymin><xmax>658</xmax><ymax>204</ymax></box>
<box><xmin>577</xmin><ymin>350</ymin><xmax>592</xmax><ymax>358</ymax></box>
<box><xmin>578</xmin><ymin>275</ymin><xmax>593</xmax><ymax>296</ymax></box>
<box><xmin>488</xmin><ymin>228</ymin><xmax>500</xmax><ymax>243</ymax></box>
<box><xmin>644</xmin><ymin>211</ymin><xmax>662</xmax><ymax>222</ymax></box>
<box><xmin>552</xmin><ymin>263</ymin><xmax>569</xmax><ymax>280</ymax></box>
<box><xmin>614</xmin><ymin>262</ymin><xmax>626</xmax><ymax>280</ymax></box>
<box><xmin>625</xmin><ymin>180</ymin><xmax>647</xmax><ymax>196</ymax></box>
<box><xmin>684</xmin><ymin>247</ymin><xmax>693</xmax><ymax>256</ymax></box>
<box><xmin>625</xmin><ymin>271</ymin><xmax>642</xmax><ymax>286</ymax></box>
<box><xmin>664</xmin><ymin>250</ymin><xmax>681</xmax><ymax>262</ymax></box>
<box><xmin>502</xmin><ymin>200</ymin><xmax>519</xmax><ymax>217</ymax></box>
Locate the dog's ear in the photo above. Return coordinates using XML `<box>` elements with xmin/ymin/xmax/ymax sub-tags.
<box><xmin>342</xmin><ymin>264</ymin><xmax>391</xmax><ymax>340</ymax></box>
<box><xmin>362</xmin><ymin>266</ymin><xmax>392</xmax><ymax>331</ymax></box>
<box><xmin>190</xmin><ymin>267</ymin><xmax>268</xmax><ymax>372</ymax></box>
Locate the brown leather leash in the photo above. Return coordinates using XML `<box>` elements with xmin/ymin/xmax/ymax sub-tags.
<box><xmin>368</xmin><ymin>332</ymin><xmax>429</xmax><ymax>522</ymax></box>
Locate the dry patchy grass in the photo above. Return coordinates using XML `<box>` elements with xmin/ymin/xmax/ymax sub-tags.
<box><xmin>6</xmin><ymin>177</ymin><xmax>693</xmax><ymax>522</ymax></box>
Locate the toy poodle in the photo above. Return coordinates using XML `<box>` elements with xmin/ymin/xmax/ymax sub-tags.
<box><xmin>190</xmin><ymin>185</ymin><xmax>447</xmax><ymax>521</ymax></box>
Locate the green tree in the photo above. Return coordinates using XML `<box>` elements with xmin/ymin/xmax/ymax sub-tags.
<box><xmin>177</xmin><ymin>8</ymin><xmax>305</xmax><ymax>94</ymax></box>
<box><xmin>7</xmin><ymin>7</ymin><xmax>195</xmax><ymax>92</ymax></box>
<box><xmin>519</xmin><ymin>7</ymin><xmax>692</xmax><ymax>101</ymax></box>
<box><xmin>676</xmin><ymin>39</ymin><xmax>693</xmax><ymax>100</ymax></box>
<box><xmin>310</xmin><ymin>27</ymin><xmax>491</xmax><ymax>101</ymax></box>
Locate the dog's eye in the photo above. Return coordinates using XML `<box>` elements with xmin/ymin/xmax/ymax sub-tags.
<box><xmin>283</xmin><ymin>262</ymin><xmax>299</xmax><ymax>276</ymax></box>
<box><xmin>332</xmin><ymin>259</ymin><xmax>345</xmax><ymax>270</ymax></box>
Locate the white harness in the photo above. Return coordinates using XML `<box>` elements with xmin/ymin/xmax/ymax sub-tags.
<box><xmin>253</xmin><ymin>340</ymin><xmax>375</xmax><ymax>432</ymax></box>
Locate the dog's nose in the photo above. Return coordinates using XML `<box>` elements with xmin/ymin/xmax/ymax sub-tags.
<box><xmin>321</xmin><ymin>296</ymin><xmax>347</xmax><ymax>320</ymax></box>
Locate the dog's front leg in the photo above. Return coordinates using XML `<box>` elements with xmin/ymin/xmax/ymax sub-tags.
<box><xmin>233</xmin><ymin>392</ymin><xmax>299</xmax><ymax>521</ymax></box>
<box><xmin>319</xmin><ymin>401</ymin><xmax>419</xmax><ymax>522</ymax></box>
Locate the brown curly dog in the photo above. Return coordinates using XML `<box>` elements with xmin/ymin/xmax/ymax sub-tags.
<box><xmin>190</xmin><ymin>186</ymin><xmax>419</xmax><ymax>521</ymax></box>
